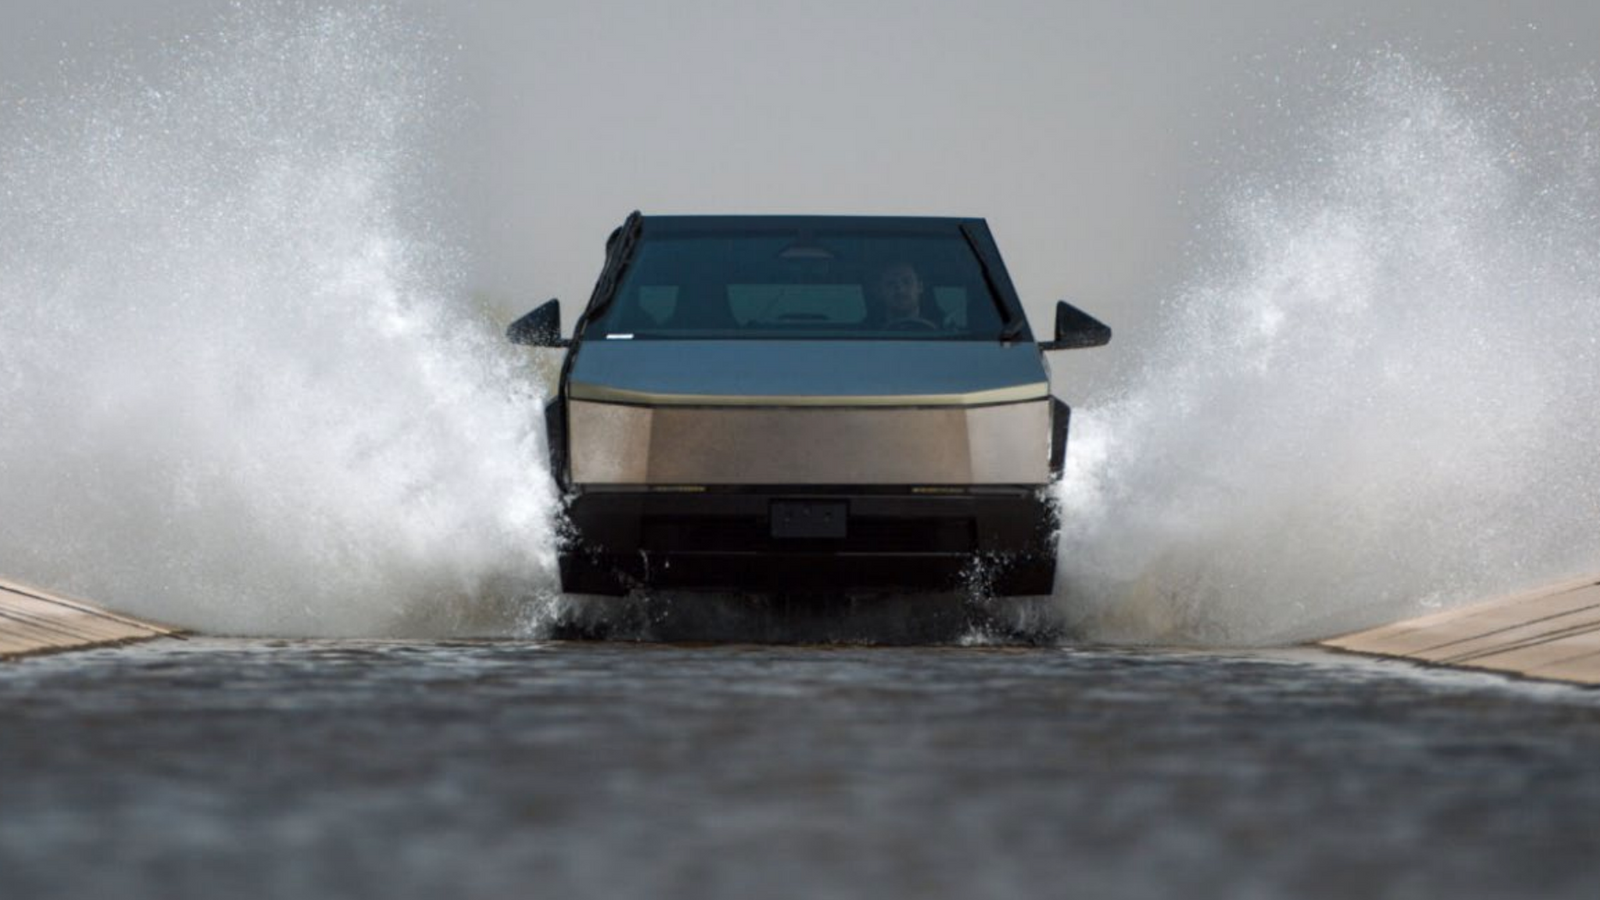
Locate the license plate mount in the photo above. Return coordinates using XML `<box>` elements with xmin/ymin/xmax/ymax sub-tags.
<box><xmin>770</xmin><ymin>500</ymin><xmax>848</xmax><ymax>539</ymax></box>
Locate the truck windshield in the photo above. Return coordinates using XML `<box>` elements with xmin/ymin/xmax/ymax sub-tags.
<box><xmin>583</xmin><ymin>229</ymin><xmax>1011</xmax><ymax>340</ymax></box>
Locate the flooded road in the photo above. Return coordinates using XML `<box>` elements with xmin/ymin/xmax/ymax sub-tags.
<box><xmin>4</xmin><ymin>638</ymin><xmax>1600</xmax><ymax>899</ymax></box>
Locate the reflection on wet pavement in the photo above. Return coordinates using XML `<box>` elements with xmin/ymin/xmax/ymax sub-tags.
<box><xmin>3</xmin><ymin>638</ymin><xmax>1600</xmax><ymax>899</ymax></box>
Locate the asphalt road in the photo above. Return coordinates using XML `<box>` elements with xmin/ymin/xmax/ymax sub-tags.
<box><xmin>3</xmin><ymin>635</ymin><xmax>1600</xmax><ymax>900</ymax></box>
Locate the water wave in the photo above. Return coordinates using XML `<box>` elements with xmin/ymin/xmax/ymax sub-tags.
<box><xmin>0</xmin><ymin>5</ymin><xmax>559</xmax><ymax>636</ymax></box>
<box><xmin>1056</xmin><ymin>57</ymin><xmax>1600</xmax><ymax>645</ymax></box>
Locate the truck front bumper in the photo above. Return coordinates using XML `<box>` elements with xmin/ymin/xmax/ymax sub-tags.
<box><xmin>557</xmin><ymin>487</ymin><xmax>1058</xmax><ymax>596</ymax></box>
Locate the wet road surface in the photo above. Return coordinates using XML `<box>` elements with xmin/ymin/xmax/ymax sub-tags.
<box><xmin>4</xmin><ymin>637</ymin><xmax>1600</xmax><ymax>899</ymax></box>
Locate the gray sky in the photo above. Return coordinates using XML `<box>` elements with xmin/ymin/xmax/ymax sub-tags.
<box><xmin>5</xmin><ymin>0</ymin><xmax>1599</xmax><ymax>390</ymax></box>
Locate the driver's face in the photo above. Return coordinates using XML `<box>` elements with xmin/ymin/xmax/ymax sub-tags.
<box><xmin>876</xmin><ymin>266</ymin><xmax>922</xmax><ymax>316</ymax></box>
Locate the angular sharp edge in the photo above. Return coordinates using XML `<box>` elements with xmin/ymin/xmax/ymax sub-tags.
<box><xmin>0</xmin><ymin>577</ymin><xmax>182</xmax><ymax>661</ymax></box>
<box><xmin>1318</xmin><ymin>576</ymin><xmax>1600</xmax><ymax>686</ymax></box>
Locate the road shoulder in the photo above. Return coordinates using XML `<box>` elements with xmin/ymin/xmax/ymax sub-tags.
<box><xmin>0</xmin><ymin>577</ymin><xmax>180</xmax><ymax>660</ymax></box>
<box><xmin>1320</xmin><ymin>575</ymin><xmax>1600</xmax><ymax>685</ymax></box>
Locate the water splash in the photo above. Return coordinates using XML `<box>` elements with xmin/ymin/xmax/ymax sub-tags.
<box><xmin>1056</xmin><ymin>57</ymin><xmax>1600</xmax><ymax>646</ymax></box>
<box><xmin>0</xmin><ymin>6</ymin><xmax>559</xmax><ymax>636</ymax></box>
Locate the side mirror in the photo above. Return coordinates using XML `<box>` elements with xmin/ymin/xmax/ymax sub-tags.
<box><xmin>1038</xmin><ymin>300</ymin><xmax>1111</xmax><ymax>351</ymax></box>
<box><xmin>507</xmin><ymin>299</ymin><xmax>569</xmax><ymax>347</ymax></box>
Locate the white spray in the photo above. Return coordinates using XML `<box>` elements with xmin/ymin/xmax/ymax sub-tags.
<box><xmin>1056</xmin><ymin>58</ymin><xmax>1600</xmax><ymax>645</ymax></box>
<box><xmin>0</xmin><ymin>7</ymin><xmax>560</xmax><ymax>636</ymax></box>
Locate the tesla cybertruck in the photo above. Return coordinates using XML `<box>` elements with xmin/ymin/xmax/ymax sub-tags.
<box><xmin>507</xmin><ymin>213</ymin><xmax>1110</xmax><ymax>596</ymax></box>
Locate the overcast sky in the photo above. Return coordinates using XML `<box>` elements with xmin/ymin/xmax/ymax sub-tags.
<box><xmin>4</xmin><ymin>0</ymin><xmax>1598</xmax><ymax>389</ymax></box>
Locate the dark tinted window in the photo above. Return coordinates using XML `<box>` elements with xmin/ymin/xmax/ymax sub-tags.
<box><xmin>584</xmin><ymin>229</ymin><xmax>1009</xmax><ymax>340</ymax></box>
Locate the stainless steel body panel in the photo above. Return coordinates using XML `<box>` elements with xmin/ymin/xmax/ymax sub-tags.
<box><xmin>567</xmin><ymin>340</ymin><xmax>1049</xmax><ymax>407</ymax></box>
<box><xmin>569</xmin><ymin>399</ymin><xmax>1050</xmax><ymax>485</ymax></box>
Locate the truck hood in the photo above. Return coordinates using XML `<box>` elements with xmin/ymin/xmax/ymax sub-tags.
<box><xmin>566</xmin><ymin>340</ymin><xmax>1049</xmax><ymax>407</ymax></box>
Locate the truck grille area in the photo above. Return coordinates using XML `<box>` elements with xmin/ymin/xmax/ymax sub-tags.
<box><xmin>639</xmin><ymin>515</ymin><xmax>977</xmax><ymax>555</ymax></box>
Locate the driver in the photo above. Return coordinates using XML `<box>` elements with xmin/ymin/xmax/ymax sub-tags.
<box><xmin>871</xmin><ymin>263</ymin><xmax>941</xmax><ymax>329</ymax></box>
